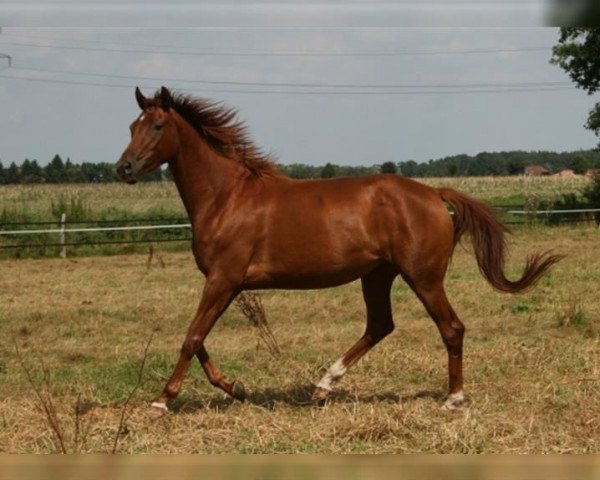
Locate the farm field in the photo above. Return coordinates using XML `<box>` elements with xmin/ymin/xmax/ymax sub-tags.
<box><xmin>0</xmin><ymin>224</ymin><xmax>598</xmax><ymax>453</ymax></box>
<box><xmin>0</xmin><ymin>175</ymin><xmax>593</xmax><ymax>258</ymax></box>
<box><xmin>0</xmin><ymin>175</ymin><xmax>592</xmax><ymax>220</ymax></box>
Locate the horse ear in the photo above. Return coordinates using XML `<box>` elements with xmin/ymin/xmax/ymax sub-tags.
<box><xmin>135</xmin><ymin>87</ymin><xmax>147</xmax><ymax>110</ymax></box>
<box><xmin>160</xmin><ymin>86</ymin><xmax>172</xmax><ymax>111</ymax></box>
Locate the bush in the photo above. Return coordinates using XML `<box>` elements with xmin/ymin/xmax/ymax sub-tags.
<box><xmin>584</xmin><ymin>173</ymin><xmax>600</xmax><ymax>206</ymax></box>
<box><xmin>547</xmin><ymin>193</ymin><xmax>588</xmax><ymax>225</ymax></box>
<box><xmin>51</xmin><ymin>194</ymin><xmax>91</xmax><ymax>222</ymax></box>
<box><xmin>583</xmin><ymin>173</ymin><xmax>600</xmax><ymax>224</ymax></box>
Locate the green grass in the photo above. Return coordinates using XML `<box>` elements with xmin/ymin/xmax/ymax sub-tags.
<box><xmin>0</xmin><ymin>183</ymin><xmax>189</xmax><ymax>258</ymax></box>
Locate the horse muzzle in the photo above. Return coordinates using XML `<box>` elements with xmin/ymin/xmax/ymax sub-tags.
<box><xmin>116</xmin><ymin>156</ymin><xmax>141</xmax><ymax>184</ymax></box>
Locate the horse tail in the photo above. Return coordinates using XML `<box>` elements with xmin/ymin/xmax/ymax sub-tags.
<box><xmin>438</xmin><ymin>188</ymin><xmax>563</xmax><ymax>293</ymax></box>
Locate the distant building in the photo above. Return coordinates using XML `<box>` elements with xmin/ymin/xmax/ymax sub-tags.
<box><xmin>524</xmin><ymin>165</ymin><xmax>550</xmax><ymax>176</ymax></box>
<box><xmin>553</xmin><ymin>169</ymin><xmax>576</xmax><ymax>178</ymax></box>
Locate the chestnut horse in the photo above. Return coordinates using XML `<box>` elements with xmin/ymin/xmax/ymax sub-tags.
<box><xmin>116</xmin><ymin>87</ymin><xmax>561</xmax><ymax>413</ymax></box>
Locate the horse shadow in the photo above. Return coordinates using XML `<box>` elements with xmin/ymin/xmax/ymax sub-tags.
<box><xmin>168</xmin><ymin>385</ymin><xmax>446</xmax><ymax>414</ymax></box>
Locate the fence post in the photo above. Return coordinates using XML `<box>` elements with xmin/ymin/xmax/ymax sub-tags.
<box><xmin>59</xmin><ymin>213</ymin><xmax>66</xmax><ymax>258</ymax></box>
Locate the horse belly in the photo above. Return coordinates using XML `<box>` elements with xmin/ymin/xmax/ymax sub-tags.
<box><xmin>243</xmin><ymin>256</ymin><xmax>381</xmax><ymax>289</ymax></box>
<box><xmin>243</xmin><ymin>227</ymin><xmax>382</xmax><ymax>289</ymax></box>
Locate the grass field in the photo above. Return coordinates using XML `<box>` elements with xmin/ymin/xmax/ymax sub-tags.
<box><xmin>0</xmin><ymin>175</ymin><xmax>593</xmax><ymax>258</ymax></box>
<box><xmin>0</xmin><ymin>175</ymin><xmax>592</xmax><ymax>220</ymax></box>
<box><xmin>0</xmin><ymin>222</ymin><xmax>598</xmax><ymax>453</ymax></box>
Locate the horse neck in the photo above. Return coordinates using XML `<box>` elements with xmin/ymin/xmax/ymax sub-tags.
<box><xmin>168</xmin><ymin>114</ymin><xmax>244</xmax><ymax>223</ymax></box>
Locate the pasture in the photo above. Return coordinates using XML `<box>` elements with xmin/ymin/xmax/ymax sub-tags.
<box><xmin>0</xmin><ymin>218</ymin><xmax>599</xmax><ymax>452</ymax></box>
<box><xmin>0</xmin><ymin>175</ymin><xmax>592</xmax><ymax>219</ymax></box>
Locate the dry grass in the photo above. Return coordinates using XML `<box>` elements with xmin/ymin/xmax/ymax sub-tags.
<box><xmin>0</xmin><ymin>225</ymin><xmax>598</xmax><ymax>453</ymax></box>
<box><xmin>0</xmin><ymin>182</ymin><xmax>183</xmax><ymax>219</ymax></box>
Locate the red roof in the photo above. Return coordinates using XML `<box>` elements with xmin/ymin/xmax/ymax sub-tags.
<box><xmin>524</xmin><ymin>165</ymin><xmax>550</xmax><ymax>176</ymax></box>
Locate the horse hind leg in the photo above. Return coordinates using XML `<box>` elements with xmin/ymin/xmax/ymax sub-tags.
<box><xmin>406</xmin><ymin>276</ymin><xmax>466</xmax><ymax>410</ymax></box>
<box><xmin>196</xmin><ymin>346</ymin><xmax>246</xmax><ymax>401</ymax></box>
<box><xmin>312</xmin><ymin>264</ymin><xmax>396</xmax><ymax>400</ymax></box>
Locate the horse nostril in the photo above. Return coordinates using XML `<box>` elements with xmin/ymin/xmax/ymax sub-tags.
<box><xmin>118</xmin><ymin>160</ymin><xmax>133</xmax><ymax>177</ymax></box>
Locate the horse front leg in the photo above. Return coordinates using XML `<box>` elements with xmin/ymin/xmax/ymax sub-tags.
<box><xmin>151</xmin><ymin>277</ymin><xmax>238</xmax><ymax>413</ymax></box>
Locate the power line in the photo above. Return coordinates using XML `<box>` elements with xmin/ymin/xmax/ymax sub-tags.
<box><xmin>7</xmin><ymin>65</ymin><xmax>571</xmax><ymax>90</ymax></box>
<box><xmin>0</xmin><ymin>38</ymin><xmax>551</xmax><ymax>58</ymax></box>
<box><xmin>0</xmin><ymin>72</ymin><xmax>138</xmax><ymax>90</ymax></box>
<box><xmin>0</xmin><ymin>71</ymin><xmax>575</xmax><ymax>96</ymax></box>
<box><xmin>0</xmin><ymin>31</ymin><xmax>553</xmax><ymax>57</ymax></box>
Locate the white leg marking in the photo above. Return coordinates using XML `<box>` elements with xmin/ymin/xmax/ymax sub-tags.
<box><xmin>316</xmin><ymin>358</ymin><xmax>347</xmax><ymax>391</ymax></box>
<box><xmin>441</xmin><ymin>391</ymin><xmax>465</xmax><ymax>411</ymax></box>
<box><xmin>150</xmin><ymin>402</ymin><xmax>169</xmax><ymax>412</ymax></box>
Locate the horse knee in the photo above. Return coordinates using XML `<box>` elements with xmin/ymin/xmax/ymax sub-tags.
<box><xmin>441</xmin><ymin>321</ymin><xmax>465</xmax><ymax>353</ymax></box>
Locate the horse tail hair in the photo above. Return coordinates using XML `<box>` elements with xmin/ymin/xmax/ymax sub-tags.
<box><xmin>438</xmin><ymin>188</ymin><xmax>563</xmax><ymax>293</ymax></box>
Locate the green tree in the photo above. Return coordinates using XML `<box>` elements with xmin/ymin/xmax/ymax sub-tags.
<box><xmin>569</xmin><ymin>154</ymin><xmax>591</xmax><ymax>174</ymax></box>
<box><xmin>585</xmin><ymin>173</ymin><xmax>600</xmax><ymax>206</ymax></box>
<box><xmin>64</xmin><ymin>158</ymin><xmax>85</xmax><ymax>183</ymax></box>
<box><xmin>94</xmin><ymin>162</ymin><xmax>119</xmax><ymax>182</ymax></box>
<box><xmin>281</xmin><ymin>163</ymin><xmax>319</xmax><ymax>179</ymax></box>
<box><xmin>20</xmin><ymin>159</ymin><xmax>44</xmax><ymax>183</ymax></box>
<box><xmin>551</xmin><ymin>28</ymin><xmax>600</xmax><ymax>143</ymax></box>
<box><xmin>379</xmin><ymin>161</ymin><xmax>397</xmax><ymax>174</ymax></box>
<box><xmin>583</xmin><ymin>166</ymin><xmax>600</xmax><ymax>227</ymax></box>
<box><xmin>6</xmin><ymin>162</ymin><xmax>20</xmax><ymax>184</ymax></box>
<box><xmin>506</xmin><ymin>157</ymin><xmax>526</xmax><ymax>175</ymax></box>
<box><xmin>320</xmin><ymin>162</ymin><xmax>336</xmax><ymax>179</ymax></box>
<box><xmin>547</xmin><ymin>3</ymin><xmax>600</xmax><ymax>33</ymax></box>
<box><xmin>398</xmin><ymin>160</ymin><xmax>417</xmax><ymax>177</ymax></box>
<box><xmin>0</xmin><ymin>161</ymin><xmax>6</xmax><ymax>184</ymax></box>
<box><xmin>337</xmin><ymin>165</ymin><xmax>377</xmax><ymax>177</ymax></box>
<box><xmin>45</xmin><ymin>154</ymin><xmax>66</xmax><ymax>183</ymax></box>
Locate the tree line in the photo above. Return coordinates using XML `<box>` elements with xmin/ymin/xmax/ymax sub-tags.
<box><xmin>1</xmin><ymin>150</ymin><xmax>599</xmax><ymax>185</ymax></box>
<box><xmin>397</xmin><ymin>150</ymin><xmax>600</xmax><ymax>178</ymax></box>
<box><xmin>0</xmin><ymin>155</ymin><xmax>162</xmax><ymax>184</ymax></box>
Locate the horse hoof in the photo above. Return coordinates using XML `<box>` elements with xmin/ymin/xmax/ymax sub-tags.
<box><xmin>311</xmin><ymin>387</ymin><xmax>330</xmax><ymax>401</ymax></box>
<box><xmin>149</xmin><ymin>402</ymin><xmax>169</xmax><ymax>418</ymax></box>
<box><xmin>441</xmin><ymin>392</ymin><xmax>465</xmax><ymax>411</ymax></box>
<box><xmin>231</xmin><ymin>381</ymin><xmax>246</xmax><ymax>402</ymax></box>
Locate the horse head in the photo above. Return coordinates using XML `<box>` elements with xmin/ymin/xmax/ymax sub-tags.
<box><xmin>116</xmin><ymin>86</ymin><xmax>178</xmax><ymax>184</ymax></box>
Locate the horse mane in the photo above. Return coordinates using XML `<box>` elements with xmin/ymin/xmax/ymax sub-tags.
<box><xmin>155</xmin><ymin>90</ymin><xmax>281</xmax><ymax>177</ymax></box>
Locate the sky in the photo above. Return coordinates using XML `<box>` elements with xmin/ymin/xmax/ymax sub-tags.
<box><xmin>1</xmin><ymin>1</ymin><xmax>598</xmax><ymax>168</ymax></box>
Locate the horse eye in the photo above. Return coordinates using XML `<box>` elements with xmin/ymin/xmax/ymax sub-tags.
<box><xmin>153</xmin><ymin>123</ymin><xmax>164</xmax><ymax>131</ymax></box>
